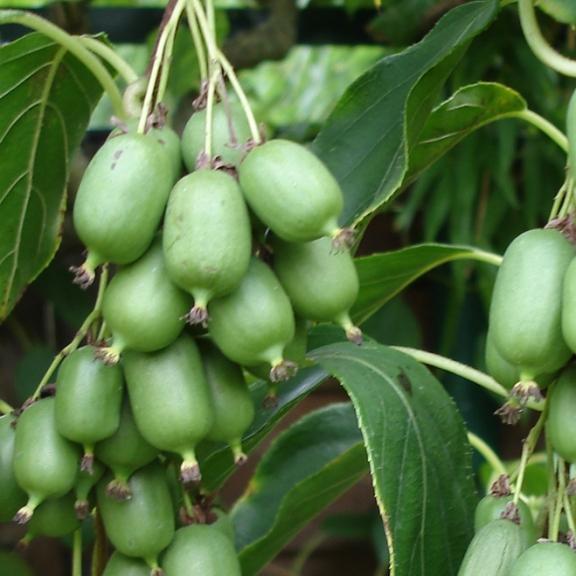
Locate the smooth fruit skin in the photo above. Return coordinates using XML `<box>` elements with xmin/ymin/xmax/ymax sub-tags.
<box><xmin>27</xmin><ymin>492</ymin><xmax>80</xmax><ymax>538</ymax></box>
<box><xmin>152</xmin><ymin>124</ymin><xmax>182</xmax><ymax>184</ymax></box>
<box><xmin>73</xmin><ymin>133</ymin><xmax>173</xmax><ymax>266</ymax></box>
<box><xmin>489</xmin><ymin>229</ymin><xmax>574</xmax><ymax>380</ymax></box>
<box><xmin>162</xmin><ymin>170</ymin><xmax>252</xmax><ymax>318</ymax></box>
<box><xmin>181</xmin><ymin>102</ymin><xmax>251</xmax><ymax>171</ymax></box>
<box><xmin>123</xmin><ymin>335</ymin><xmax>214</xmax><ymax>482</ymax></box>
<box><xmin>208</xmin><ymin>258</ymin><xmax>295</xmax><ymax>369</ymax></box>
<box><xmin>55</xmin><ymin>346</ymin><xmax>123</xmax><ymax>461</ymax></box>
<box><xmin>474</xmin><ymin>495</ymin><xmax>537</xmax><ymax>548</ymax></box>
<box><xmin>0</xmin><ymin>415</ymin><xmax>27</xmax><ymax>521</ymax></box>
<box><xmin>13</xmin><ymin>399</ymin><xmax>80</xmax><ymax>520</ymax></box>
<box><xmin>457</xmin><ymin>519</ymin><xmax>527</xmax><ymax>576</ymax></box>
<box><xmin>547</xmin><ymin>365</ymin><xmax>576</xmax><ymax>463</ymax></box>
<box><xmin>273</xmin><ymin>236</ymin><xmax>360</xmax><ymax>336</ymax></box>
<box><xmin>97</xmin><ymin>464</ymin><xmax>175</xmax><ymax>563</ymax></box>
<box><xmin>562</xmin><ymin>258</ymin><xmax>576</xmax><ymax>353</ymax></box>
<box><xmin>210</xmin><ymin>508</ymin><xmax>235</xmax><ymax>541</ymax></box>
<box><xmin>94</xmin><ymin>399</ymin><xmax>158</xmax><ymax>499</ymax></box>
<box><xmin>102</xmin><ymin>239</ymin><xmax>191</xmax><ymax>357</ymax></box>
<box><xmin>509</xmin><ymin>542</ymin><xmax>576</xmax><ymax>575</ymax></box>
<box><xmin>103</xmin><ymin>552</ymin><xmax>151</xmax><ymax>576</ymax></box>
<box><xmin>200</xmin><ymin>342</ymin><xmax>255</xmax><ymax>461</ymax></box>
<box><xmin>162</xmin><ymin>524</ymin><xmax>242</xmax><ymax>576</ymax></box>
<box><xmin>238</xmin><ymin>139</ymin><xmax>344</xmax><ymax>242</ymax></box>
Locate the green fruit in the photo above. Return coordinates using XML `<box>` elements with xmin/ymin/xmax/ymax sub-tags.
<box><xmin>94</xmin><ymin>399</ymin><xmax>159</xmax><ymax>501</ymax></box>
<box><xmin>100</xmin><ymin>239</ymin><xmax>191</xmax><ymax>363</ymax></box>
<box><xmin>97</xmin><ymin>464</ymin><xmax>175</xmax><ymax>569</ymax></box>
<box><xmin>238</xmin><ymin>139</ymin><xmax>344</xmax><ymax>243</ymax></box>
<box><xmin>474</xmin><ymin>495</ymin><xmax>537</xmax><ymax>548</ymax></box>
<box><xmin>55</xmin><ymin>346</ymin><xmax>123</xmax><ymax>471</ymax></box>
<box><xmin>162</xmin><ymin>170</ymin><xmax>252</xmax><ymax>324</ymax></box>
<box><xmin>208</xmin><ymin>258</ymin><xmax>296</xmax><ymax>381</ymax></box>
<box><xmin>509</xmin><ymin>542</ymin><xmax>576</xmax><ymax>575</ymax></box>
<box><xmin>103</xmin><ymin>552</ymin><xmax>151</xmax><ymax>576</ymax></box>
<box><xmin>200</xmin><ymin>341</ymin><xmax>255</xmax><ymax>463</ymax></box>
<box><xmin>537</xmin><ymin>0</ymin><xmax>576</xmax><ymax>24</ymax></box>
<box><xmin>489</xmin><ymin>229</ymin><xmax>574</xmax><ymax>381</ymax></box>
<box><xmin>249</xmin><ymin>316</ymin><xmax>308</xmax><ymax>381</ymax></box>
<box><xmin>0</xmin><ymin>415</ymin><xmax>27</xmax><ymax>521</ymax></box>
<box><xmin>0</xmin><ymin>551</ymin><xmax>33</xmax><ymax>576</ymax></box>
<box><xmin>547</xmin><ymin>365</ymin><xmax>576</xmax><ymax>462</ymax></box>
<box><xmin>72</xmin><ymin>133</ymin><xmax>173</xmax><ymax>285</ymax></box>
<box><xmin>273</xmin><ymin>236</ymin><xmax>362</xmax><ymax>343</ymax></box>
<box><xmin>26</xmin><ymin>492</ymin><xmax>80</xmax><ymax>539</ymax></box>
<box><xmin>74</xmin><ymin>460</ymin><xmax>105</xmax><ymax>519</ymax></box>
<box><xmin>181</xmin><ymin>102</ymin><xmax>251</xmax><ymax>171</ymax></box>
<box><xmin>123</xmin><ymin>335</ymin><xmax>214</xmax><ymax>484</ymax></box>
<box><xmin>13</xmin><ymin>398</ymin><xmax>80</xmax><ymax>523</ymax></box>
<box><xmin>162</xmin><ymin>524</ymin><xmax>241</xmax><ymax>576</ymax></box>
<box><xmin>457</xmin><ymin>519</ymin><xmax>527</xmax><ymax>576</ymax></box>
<box><xmin>209</xmin><ymin>508</ymin><xmax>235</xmax><ymax>542</ymax></box>
<box><xmin>562</xmin><ymin>258</ymin><xmax>576</xmax><ymax>353</ymax></box>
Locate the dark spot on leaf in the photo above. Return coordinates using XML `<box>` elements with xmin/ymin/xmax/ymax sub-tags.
<box><xmin>397</xmin><ymin>370</ymin><xmax>412</xmax><ymax>395</ymax></box>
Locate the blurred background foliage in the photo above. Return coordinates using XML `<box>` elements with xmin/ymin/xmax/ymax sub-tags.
<box><xmin>0</xmin><ymin>0</ymin><xmax>574</xmax><ymax>573</ymax></box>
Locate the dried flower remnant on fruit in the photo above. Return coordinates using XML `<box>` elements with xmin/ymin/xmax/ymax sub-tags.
<box><xmin>490</xmin><ymin>474</ymin><xmax>512</xmax><ymax>497</ymax></box>
<box><xmin>495</xmin><ymin>402</ymin><xmax>523</xmax><ymax>425</ymax></box>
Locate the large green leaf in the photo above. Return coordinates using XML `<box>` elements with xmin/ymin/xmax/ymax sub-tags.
<box><xmin>0</xmin><ymin>32</ymin><xmax>104</xmax><ymax>321</ymax></box>
<box><xmin>233</xmin><ymin>403</ymin><xmax>368</xmax><ymax>575</ymax></box>
<box><xmin>312</xmin><ymin>0</ymin><xmax>499</xmax><ymax>226</ymax></box>
<box><xmin>353</xmin><ymin>243</ymin><xmax>500</xmax><ymax>324</ymax></box>
<box><xmin>405</xmin><ymin>82</ymin><xmax>527</xmax><ymax>185</ymax></box>
<box><xmin>311</xmin><ymin>342</ymin><xmax>477</xmax><ymax>576</ymax></box>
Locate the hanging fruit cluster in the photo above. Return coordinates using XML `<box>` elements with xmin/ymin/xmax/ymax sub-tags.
<box><xmin>0</xmin><ymin>2</ymin><xmax>363</xmax><ymax>574</ymax></box>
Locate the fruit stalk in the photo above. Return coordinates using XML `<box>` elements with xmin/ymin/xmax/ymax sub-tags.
<box><xmin>467</xmin><ymin>432</ymin><xmax>508</xmax><ymax>477</ymax></box>
<box><xmin>72</xmin><ymin>529</ymin><xmax>82</xmax><ymax>576</ymax></box>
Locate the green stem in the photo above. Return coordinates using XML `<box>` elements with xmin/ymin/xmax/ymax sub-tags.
<box><xmin>78</xmin><ymin>36</ymin><xmax>139</xmax><ymax>84</ymax></box>
<box><xmin>137</xmin><ymin>0</ymin><xmax>186</xmax><ymax>133</ymax></box>
<box><xmin>0</xmin><ymin>10</ymin><xmax>127</xmax><ymax>119</ymax></box>
<box><xmin>185</xmin><ymin>3</ymin><xmax>208</xmax><ymax>80</ymax></box>
<box><xmin>550</xmin><ymin>459</ymin><xmax>566</xmax><ymax>541</ymax></box>
<box><xmin>156</xmin><ymin>16</ymin><xmax>180</xmax><ymax>106</ymax></box>
<box><xmin>564</xmin><ymin>490</ymin><xmax>576</xmax><ymax>536</ymax></box>
<box><xmin>509</xmin><ymin>109</ymin><xmax>569</xmax><ymax>152</ymax></box>
<box><xmin>465</xmin><ymin>249</ymin><xmax>503</xmax><ymax>267</ymax></box>
<box><xmin>549</xmin><ymin>180</ymin><xmax>569</xmax><ymax>221</ymax></box>
<box><xmin>392</xmin><ymin>346</ymin><xmax>510</xmax><ymax>398</ymax></box>
<box><xmin>72</xmin><ymin>529</ymin><xmax>82</xmax><ymax>576</ymax></box>
<box><xmin>567</xmin><ymin>89</ymin><xmax>576</xmax><ymax>181</ymax></box>
<box><xmin>467</xmin><ymin>432</ymin><xmax>508</xmax><ymax>477</ymax></box>
<box><xmin>0</xmin><ymin>399</ymin><xmax>14</xmax><ymax>414</ymax></box>
<box><xmin>547</xmin><ymin>435</ymin><xmax>557</xmax><ymax>540</ymax></box>
<box><xmin>513</xmin><ymin>408</ymin><xmax>547</xmax><ymax>506</ymax></box>
<box><xmin>204</xmin><ymin>69</ymin><xmax>219</xmax><ymax>157</ymax></box>
<box><xmin>31</xmin><ymin>266</ymin><xmax>109</xmax><ymax>401</ymax></box>
<box><xmin>518</xmin><ymin>0</ymin><xmax>576</xmax><ymax>77</ymax></box>
<box><xmin>558</xmin><ymin>178</ymin><xmax>574</xmax><ymax>218</ymax></box>
<box><xmin>290</xmin><ymin>532</ymin><xmax>327</xmax><ymax>576</ymax></box>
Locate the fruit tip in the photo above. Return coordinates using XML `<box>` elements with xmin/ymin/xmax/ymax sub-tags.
<box><xmin>184</xmin><ymin>305</ymin><xmax>209</xmax><ymax>326</ymax></box>
<box><xmin>106</xmin><ymin>478</ymin><xmax>132</xmax><ymax>501</ymax></box>
<box><xmin>80</xmin><ymin>453</ymin><xmax>94</xmax><ymax>475</ymax></box>
<box><xmin>74</xmin><ymin>500</ymin><xmax>90</xmax><ymax>520</ymax></box>
<box><xmin>331</xmin><ymin>227</ymin><xmax>356</xmax><ymax>251</ymax></box>
<box><xmin>269</xmin><ymin>359</ymin><xmax>298</xmax><ymax>382</ymax></box>
<box><xmin>180</xmin><ymin>460</ymin><xmax>202</xmax><ymax>485</ymax></box>
<box><xmin>13</xmin><ymin>505</ymin><xmax>34</xmax><ymax>525</ymax></box>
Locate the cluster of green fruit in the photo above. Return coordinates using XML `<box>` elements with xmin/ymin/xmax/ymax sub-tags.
<box><xmin>0</xmin><ymin>101</ymin><xmax>361</xmax><ymax>574</ymax></box>
<box><xmin>458</xmin><ymin>481</ymin><xmax>576</xmax><ymax>575</ymax></box>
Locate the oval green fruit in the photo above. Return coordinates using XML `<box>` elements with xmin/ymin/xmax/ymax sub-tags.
<box><xmin>72</xmin><ymin>133</ymin><xmax>173</xmax><ymax>285</ymax></box>
<box><xmin>162</xmin><ymin>524</ymin><xmax>241</xmax><ymax>576</ymax></box>
<box><xmin>55</xmin><ymin>346</ymin><xmax>123</xmax><ymax>471</ymax></box>
<box><xmin>26</xmin><ymin>492</ymin><xmax>80</xmax><ymax>539</ymax></box>
<box><xmin>100</xmin><ymin>239</ymin><xmax>191</xmax><ymax>363</ymax></box>
<box><xmin>509</xmin><ymin>542</ymin><xmax>576</xmax><ymax>575</ymax></box>
<box><xmin>94</xmin><ymin>399</ymin><xmax>159</xmax><ymax>501</ymax></box>
<box><xmin>547</xmin><ymin>365</ymin><xmax>576</xmax><ymax>463</ymax></box>
<box><xmin>489</xmin><ymin>229</ymin><xmax>574</xmax><ymax>381</ymax></box>
<box><xmin>163</xmin><ymin>170</ymin><xmax>252</xmax><ymax>324</ymax></box>
<box><xmin>123</xmin><ymin>335</ymin><xmax>214</xmax><ymax>484</ymax></box>
<box><xmin>238</xmin><ymin>139</ymin><xmax>344</xmax><ymax>243</ymax></box>
<box><xmin>97</xmin><ymin>464</ymin><xmax>175</xmax><ymax>569</ymax></box>
<box><xmin>208</xmin><ymin>258</ymin><xmax>296</xmax><ymax>381</ymax></box>
<box><xmin>474</xmin><ymin>495</ymin><xmax>537</xmax><ymax>548</ymax></box>
<box><xmin>181</xmin><ymin>102</ymin><xmax>251</xmax><ymax>171</ymax></box>
<box><xmin>103</xmin><ymin>552</ymin><xmax>151</xmax><ymax>576</ymax></box>
<box><xmin>562</xmin><ymin>258</ymin><xmax>576</xmax><ymax>353</ymax></box>
<box><xmin>200</xmin><ymin>341</ymin><xmax>254</xmax><ymax>463</ymax></box>
<box><xmin>0</xmin><ymin>414</ymin><xmax>27</xmax><ymax>521</ymax></box>
<box><xmin>13</xmin><ymin>398</ymin><xmax>80</xmax><ymax>523</ymax></box>
<box><xmin>457</xmin><ymin>519</ymin><xmax>527</xmax><ymax>576</ymax></box>
<box><xmin>273</xmin><ymin>236</ymin><xmax>362</xmax><ymax>343</ymax></box>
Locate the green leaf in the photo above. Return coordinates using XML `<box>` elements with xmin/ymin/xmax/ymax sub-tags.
<box><xmin>311</xmin><ymin>342</ymin><xmax>477</xmax><ymax>576</ymax></box>
<box><xmin>233</xmin><ymin>403</ymin><xmax>368</xmax><ymax>575</ymax></box>
<box><xmin>353</xmin><ymin>243</ymin><xmax>499</xmax><ymax>324</ymax></box>
<box><xmin>0</xmin><ymin>33</ymin><xmax>105</xmax><ymax>321</ymax></box>
<box><xmin>312</xmin><ymin>0</ymin><xmax>499</xmax><ymax>226</ymax></box>
<box><xmin>406</xmin><ymin>82</ymin><xmax>526</xmax><ymax>185</ymax></box>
